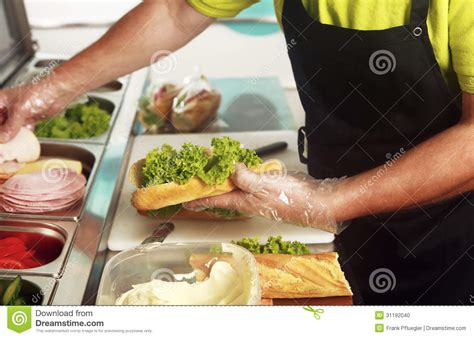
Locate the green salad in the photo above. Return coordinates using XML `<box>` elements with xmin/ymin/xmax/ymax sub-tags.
<box><xmin>233</xmin><ymin>236</ymin><xmax>311</xmax><ymax>255</ymax></box>
<box><xmin>142</xmin><ymin>136</ymin><xmax>262</xmax><ymax>187</ymax></box>
<box><xmin>35</xmin><ymin>103</ymin><xmax>111</xmax><ymax>139</ymax></box>
<box><xmin>143</xmin><ymin>136</ymin><xmax>261</xmax><ymax>218</ymax></box>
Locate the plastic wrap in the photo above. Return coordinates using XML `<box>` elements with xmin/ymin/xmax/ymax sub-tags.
<box><xmin>0</xmin><ymin>79</ymin><xmax>83</xmax><ymax>143</ymax></box>
<box><xmin>171</xmin><ymin>73</ymin><xmax>221</xmax><ymax>132</ymax></box>
<box><xmin>185</xmin><ymin>163</ymin><xmax>349</xmax><ymax>234</ymax></box>
<box><xmin>138</xmin><ymin>81</ymin><xmax>180</xmax><ymax>132</ymax></box>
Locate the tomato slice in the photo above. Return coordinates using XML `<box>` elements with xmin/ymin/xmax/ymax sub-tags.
<box><xmin>0</xmin><ymin>258</ymin><xmax>26</xmax><ymax>269</ymax></box>
<box><xmin>0</xmin><ymin>244</ymin><xmax>28</xmax><ymax>257</ymax></box>
<box><xmin>0</xmin><ymin>237</ymin><xmax>25</xmax><ymax>248</ymax></box>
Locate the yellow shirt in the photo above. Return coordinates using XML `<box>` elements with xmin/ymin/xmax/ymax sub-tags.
<box><xmin>187</xmin><ymin>0</ymin><xmax>474</xmax><ymax>94</ymax></box>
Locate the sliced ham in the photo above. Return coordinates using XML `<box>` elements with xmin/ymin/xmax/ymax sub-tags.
<box><xmin>0</xmin><ymin>168</ymin><xmax>85</xmax><ymax>194</ymax></box>
<box><xmin>0</xmin><ymin>169</ymin><xmax>86</xmax><ymax>214</ymax></box>
<box><xmin>1</xmin><ymin>188</ymin><xmax>84</xmax><ymax>208</ymax></box>
<box><xmin>0</xmin><ymin>161</ymin><xmax>25</xmax><ymax>174</ymax></box>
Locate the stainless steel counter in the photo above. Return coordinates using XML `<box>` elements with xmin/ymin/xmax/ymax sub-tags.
<box><xmin>0</xmin><ymin>53</ymin><xmax>148</xmax><ymax>305</ymax></box>
<box><xmin>51</xmin><ymin>68</ymin><xmax>148</xmax><ymax>305</ymax></box>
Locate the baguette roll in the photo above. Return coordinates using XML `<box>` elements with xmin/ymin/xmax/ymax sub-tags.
<box><xmin>190</xmin><ymin>252</ymin><xmax>352</xmax><ymax>299</ymax></box>
<box><xmin>255</xmin><ymin>253</ymin><xmax>353</xmax><ymax>299</ymax></box>
<box><xmin>130</xmin><ymin>159</ymin><xmax>283</xmax><ymax>211</ymax></box>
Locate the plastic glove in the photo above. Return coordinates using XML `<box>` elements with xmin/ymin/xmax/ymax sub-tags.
<box><xmin>184</xmin><ymin>163</ymin><xmax>348</xmax><ymax>234</ymax></box>
<box><xmin>0</xmin><ymin>83</ymin><xmax>70</xmax><ymax>143</ymax></box>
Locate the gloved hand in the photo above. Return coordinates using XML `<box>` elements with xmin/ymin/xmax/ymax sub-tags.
<box><xmin>184</xmin><ymin>163</ymin><xmax>349</xmax><ymax>234</ymax></box>
<box><xmin>0</xmin><ymin>83</ymin><xmax>71</xmax><ymax>143</ymax></box>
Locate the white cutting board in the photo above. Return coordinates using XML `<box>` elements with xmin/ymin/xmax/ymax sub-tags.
<box><xmin>107</xmin><ymin>131</ymin><xmax>334</xmax><ymax>251</ymax></box>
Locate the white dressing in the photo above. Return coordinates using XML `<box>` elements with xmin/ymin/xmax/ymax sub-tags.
<box><xmin>116</xmin><ymin>261</ymin><xmax>246</xmax><ymax>305</ymax></box>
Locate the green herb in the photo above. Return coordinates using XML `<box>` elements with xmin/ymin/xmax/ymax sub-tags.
<box><xmin>233</xmin><ymin>236</ymin><xmax>311</xmax><ymax>255</ymax></box>
<box><xmin>35</xmin><ymin>103</ymin><xmax>111</xmax><ymax>139</ymax></box>
<box><xmin>141</xmin><ymin>136</ymin><xmax>262</xmax><ymax>187</ymax></box>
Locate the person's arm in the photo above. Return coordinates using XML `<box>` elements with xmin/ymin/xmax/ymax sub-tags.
<box><xmin>0</xmin><ymin>0</ymin><xmax>214</xmax><ymax>142</ymax></box>
<box><xmin>185</xmin><ymin>92</ymin><xmax>474</xmax><ymax>232</ymax></box>
<box><xmin>330</xmin><ymin>92</ymin><xmax>474</xmax><ymax>221</ymax></box>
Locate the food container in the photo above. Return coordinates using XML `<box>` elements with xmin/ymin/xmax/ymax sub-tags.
<box><xmin>0</xmin><ymin>142</ymin><xmax>103</xmax><ymax>221</ymax></box>
<box><xmin>21</xmin><ymin>60</ymin><xmax>125</xmax><ymax>93</ymax></box>
<box><xmin>0</xmin><ymin>220</ymin><xmax>77</xmax><ymax>277</ymax></box>
<box><xmin>34</xmin><ymin>59</ymin><xmax>66</xmax><ymax>67</ymax></box>
<box><xmin>97</xmin><ymin>242</ymin><xmax>261</xmax><ymax>305</ymax></box>
<box><xmin>34</xmin><ymin>95</ymin><xmax>119</xmax><ymax>144</ymax></box>
<box><xmin>0</xmin><ymin>275</ymin><xmax>57</xmax><ymax>305</ymax></box>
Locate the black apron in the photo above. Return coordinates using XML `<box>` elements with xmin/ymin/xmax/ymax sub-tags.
<box><xmin>282</xmin><ymin>0</ymin><xmax>474</xmax><ymax>305</ymax></box>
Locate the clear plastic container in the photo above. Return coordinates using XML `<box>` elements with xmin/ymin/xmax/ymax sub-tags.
<box><xmin>97</xmin><ymin>242</ymin><xmax>261</xmax><ymax>305</ymax></box>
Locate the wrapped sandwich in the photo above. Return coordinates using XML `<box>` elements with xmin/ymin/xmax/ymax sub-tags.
<box><xmin>171</xmin><ymin>74</ymin><xmax>221</xmax><ymax>132</ymax></box>
<box><xmin>129</xmin><ymin>136</ymin><xmax>282</xmax><ymax>220</ymax></box>
<box><xmin>138</xmin><ymin>82</ymin><xmax>180</xmax><ymax>133</ymax></box>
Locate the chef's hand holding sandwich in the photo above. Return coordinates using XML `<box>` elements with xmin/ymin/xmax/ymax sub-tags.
<box><xmin>185</xmin><ymin>163</ymin><xmax>346</xmax><ymax>234</ymax></box>
<box><xmin>0</xmin><ymin>0</ymin><xmax>473</xmax><ymax>305</ymax></box>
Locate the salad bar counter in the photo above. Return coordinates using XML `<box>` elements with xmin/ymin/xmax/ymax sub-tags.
<box><xmin>0</xmin><ymin>23</ymin><xmax>148</xmax><ymax>303</ymax></box>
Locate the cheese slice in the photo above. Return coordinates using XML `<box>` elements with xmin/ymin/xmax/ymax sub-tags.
<box><xmin>15</xmin><ymin>159</ymin><xmax>83</xmax><ymax>175</ymax></box>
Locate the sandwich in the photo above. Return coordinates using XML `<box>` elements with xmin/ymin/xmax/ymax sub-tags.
<box><xmin>0</xmin><ymin>127</ymin><xmax>40</xmax><ymax>182</ymax></box>
<box><xmin>138</xmin><ymin>82</ymin><xmax>180</xmax><ymax>132</ymax></box>
<box><xmin>129</xmin><ymin>136</ymin><xmax>283</xmax><ymax>220</ymax></box>
<box><xmin>171</xmin><ymin>75</ymin><xmax>220</xmax><ymax>132</ymax></box>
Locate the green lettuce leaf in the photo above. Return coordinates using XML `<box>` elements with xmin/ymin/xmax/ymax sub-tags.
<box><xmin>141</xmin><ymin>136</ymin><xmax>262</xmax><ymax>187</ymax></box>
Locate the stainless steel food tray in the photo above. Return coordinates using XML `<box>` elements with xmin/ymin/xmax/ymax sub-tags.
<box><xmin>0</xmin><ymin>219</ymin><xmax>77</xmax><ymax>278</ymax></box>
<box><xmin>0</xmin><ymin>142</ymin><xmax>103</xmax><ymax>221</ymax></box>
<box><xmin>34</xmin><ymin>93</ymin><xmax>123</xmax><ymax>145</ymax></box>
<box><xmin>0</xmin><ymin>275</ymin><xmax>57</xmax><ymax>305</ymax></box>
